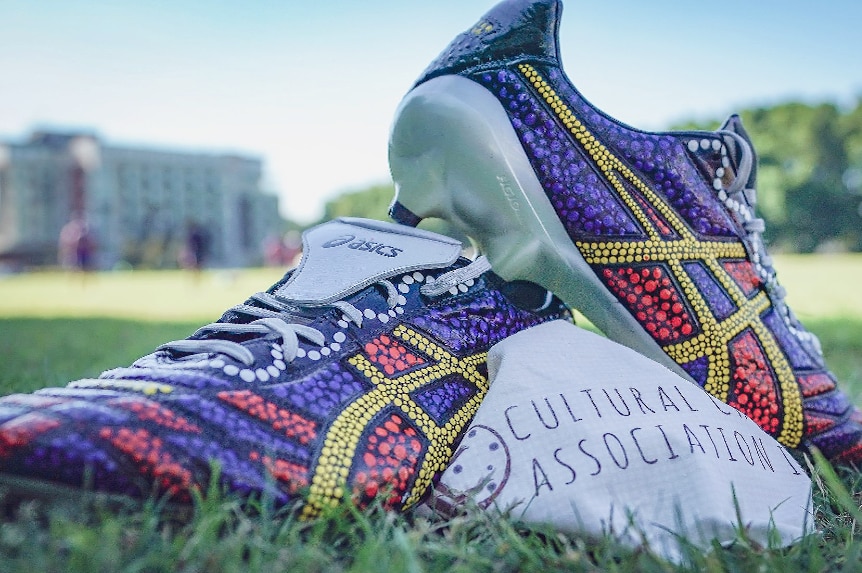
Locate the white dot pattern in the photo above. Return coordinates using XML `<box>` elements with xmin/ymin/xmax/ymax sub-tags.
<box><xmin>210</xmin><ymin>267</ymin><xmax>476</xmax><ymax>379</ymax></box>
<box><xmin>686</xmin><ymin>136</ymin><xmax>814</xmax><ymax>350</ymax></box>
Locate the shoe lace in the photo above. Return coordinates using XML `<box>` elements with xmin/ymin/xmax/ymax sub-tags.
<box><xmin>157</xmin><ymin>256</ymin><xmax>492</xmax><ymax>367</ymax></box>
<box><xmin>718</xmin><ymin>129</ymin><xmax>822</xmax><ymax>353</ymax></box>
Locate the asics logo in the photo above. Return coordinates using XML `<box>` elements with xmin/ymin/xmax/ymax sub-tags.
<box><xmin>497</xmin><ymin>175</ymin><xmax>524</xmax><ymax>225</ymax></box>
<box><xmin>322</xmin><ymin>235</ymin><xmax>403</xmax><ymax>257</ymax></box>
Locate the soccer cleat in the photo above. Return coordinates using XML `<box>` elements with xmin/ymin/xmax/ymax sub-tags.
<box><xmin>388</xmin><ymin>0</ymin><xmax>862</xmax><ymax>463</ymax></box>
<box><xmin>0</xmin><ymin>217</ymin><xmax>568</xmax><ymax>514</ymax></box>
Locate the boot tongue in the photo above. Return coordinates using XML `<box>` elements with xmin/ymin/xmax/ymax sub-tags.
<box><xmin>719</xmin><ymin>114</ymin><xmax>758</xmax><ymax>189</ymax></box>
<box><xmin>275</xmin><ymin>217</ymin><xmax>462</xmax><ymax>304</ymax></box>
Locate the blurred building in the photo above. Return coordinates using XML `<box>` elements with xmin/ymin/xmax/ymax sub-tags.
<box><xmin>0</xmin><ymin>130</ymin><xmax>283</xmax><ymax>269</ymax></box>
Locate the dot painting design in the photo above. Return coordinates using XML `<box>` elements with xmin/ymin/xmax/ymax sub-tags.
<box><xmin>108</xmin><ymin>398</ymin><xmax>201</xmax><ymax>433</ymax></box>
<box><xmin>0</xmin><ymin>413</ymin><xmax>61</xmax><ymax>458</ymax></box>
<box><xmin>364</xmin><ymin>334</ymin><xmax>427</xmax><ymax>376</ymax></box>
<box><xmin>683</xmin><ymin>262</ymin><xmax>737</xmax><ymax>321</ymax></box>
<box><xmin>304</xmin><ymin>325</ymin><xmax>489</xmax><ymax>518</ymax></box>
<box><xmin>600</xmin><ymin>264</ymin><xmax>695</xmax><ymax>343</ymax></box>
<box><xmin>352</xmin><ymin>412</ymin><xmax>425</xmax><ymax>506</ymax></box>
<box><xmin>477</xmin><ymin>62</ymin><xmax>818</xmax><ymax>446</ymax></box>
<box><xmin>98</xmin><ymin>427</ymin><xmax>194</xmax><ymax>500</ymax></box>
<box><xmin>632</xmin><ymin>191</ymin><xmax>676</xmax><ymax>239</ymax></box>
<box><xmin>798</xmin><ymin>372</ymin><xmax>837</xmax><ymax>398</ymax></box>
<box><xmin>727</xmin><ymin>330</ymin><xmax>782</xmax><ymax>433</ymax></box>
<box><xmin>400</xmin><ymin>0</ymin><xmax>862</xmax><ymax>463</ymax></box>
<box><xmin>217</xmin><ymin>390</ymin><xmax>318</xmax><ymax>444</ymax></box>
<box><xmin>251</xmin><ymin>452</ymin><xmax>309</xmax><ymax>494</ymax></box>
<box><xmin>722</xmin><ymin>261</ymin><xmax>763</xmax><ymax>298</ymax></box>
<box><xmin>410</xmin><ymin>377</ymin><xmax>478</xmax><ymax>426</ymax></box>
<box><xmin>0</xmin><ymin>264</ymin><xmax>566</xmax><ymax>514</ymax></box>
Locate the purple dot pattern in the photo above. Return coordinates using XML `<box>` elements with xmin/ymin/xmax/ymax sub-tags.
<box><xmin>542</xmin><ymin>66</ymin><xmax>738</xmax><ymax>238</ymax></box>
<box><xmin>0</xmin><ymin>260</ymin><xmax>568</xmax><ymax>510</ymax></box>
<box><xmin>271</xmin><ymin>363</ymin><xmax>370</xmax><ymax>419</ymax></box>
<box><xmin>761</xmin><ymin>310</ymin><xmax>820</xmax><ymax>371</ymax></box>
<box><xmin>410</xmin><ymin>377</ymin><xmax>478</xmax><ymax>425</ymax></box>
<box><xmin>472</xmin><ymin>69</ymin><xmax>642</xmax><ymax>239</ymax></box>
<box><xmin>681</xmin><ymin>356</ymin><xmax>711</xmax><ymax>388</ymax></box>
<box><xmin>410</xmin><ymin>288</ymin><xmax>561</xmax><ymax>352</ymax></box>
<box><xmin>683</xmin><ymin>262</ymin><xmax>737</xmax><ymax>321</ymax></box>
<box><xmin>402</xmin><ymin>0</ymin><xmax>862</xmax><ymax>466</ymax></box>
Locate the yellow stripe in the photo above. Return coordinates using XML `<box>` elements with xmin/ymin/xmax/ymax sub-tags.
<box><xmin>517</xmin><ymin>63</ymin><xmax>803</xmax><ymax>446</ymax></box>
<box><xmin>301</xmin><ymin>327</ymin><xmax>488</xmax><ymax>517</ymax></box>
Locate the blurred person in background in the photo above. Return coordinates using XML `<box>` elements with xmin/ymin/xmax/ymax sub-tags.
<box><xmin>58</xmin><ymin>212</ymin><xmax>96</xmax><ymax>279</ymax></box>
<box><xmin>178</xmin><ymin>219</ymin><xmax>209</xmax><ymax>280</ymax></box>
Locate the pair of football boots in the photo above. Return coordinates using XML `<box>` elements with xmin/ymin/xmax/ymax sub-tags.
<box><xmin>1</xmin><ymin>0</ymin><xmax>859</xmax><ymax>515</ymax></box>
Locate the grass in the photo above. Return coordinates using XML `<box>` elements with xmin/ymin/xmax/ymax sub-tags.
<box><xmin>0</xmin><ymin>268</ymin><xmax>286</xmax><ymax>322</ymax></box>
<box><xmin>0</xmin><ymin>256</ymin><xmax>861</xmax><ymax>571</ymax></box>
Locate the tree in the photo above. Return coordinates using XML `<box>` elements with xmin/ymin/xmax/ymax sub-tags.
<box><xmin>674</xmin><ymin>97</ymin><xmax>862</xmax><ymax>252</ymax></box>
<box><xmin>317</xmin><ymin>183</ymin><xmax>469</xmax><ymax>246</ymax></box>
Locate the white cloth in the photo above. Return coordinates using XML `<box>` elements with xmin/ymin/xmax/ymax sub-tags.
<box><xmin>425</xmin><ymin>320</ymin><xmax>812</xmax><ymax>561</ymax></box>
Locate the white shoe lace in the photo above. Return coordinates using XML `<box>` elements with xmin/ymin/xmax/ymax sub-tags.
<box><xmin>157</xmin><ymin>256</ymin><xmax>492</xmax><ymax>367</ymax></box>
<box><xmin>718</xmin><ymin>129</ymin><xmax>822</xmax><ymax>354</ymax></box>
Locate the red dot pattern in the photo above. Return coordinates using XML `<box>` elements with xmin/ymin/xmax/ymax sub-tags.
<box><xmin>109</xmin><ymin>398</ymin><xmax>201</xmax><ymax>433</ymax></box>
<box><xmin>99</xmin><ymin>426</ymin><xmax>194</xmax><ymax>500</ymax></box>
<box><xmin>722</xmin><ymin>260</ymin><xmax>762</xmax><ymax>297</ymax></box>
<box><xmin>728</xmin><ymin>330</ymin><xmax>782</xmax><ymax>433</ymax></box>
<box><xmin>601</xmin><ymin>265</ymin><xmax>696</xmax><ymax>343</ymax></box>
<box><xmin>250</xmin><ymin>451</ymin><xmax>309</xmax><ymax>494</ymax></box>
<box><xmin>0</xmin><ymin>413</ymin><xmax>61</xmax><ymax>458</ymax></box>
<box><xmin>365</xmin><ymin>334</ymin><xmax>426</xmax><ymax>376</ymax></box>
<box><xmin>797</xmin><ymin>372</ymin><xmax>837</xmax><ymax>399</ymax></box>
<box><xmin>353</xmin><ymin>413</ymin><xmax>424</xmax><ymax>508</ymax></box>
<box><xmin>803</xmin><ymin>413</ymin><xmax>835</xmax><ymax>434</ymax></box>
<box><xmin>218</xmin><ymin>390</ymin><xmax>317</xmax><ymax>444</ymax></box>
<box><xmin>835</xmin><ymin>442</ymin><xmax>862</xmax><ymax>464</ymax></box>
<box><xmin>634</xmin><ymin>194</ymin><xmax>674</xmax><ymax>238</ymax></box>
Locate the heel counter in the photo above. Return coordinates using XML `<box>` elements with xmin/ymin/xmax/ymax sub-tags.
<box><xmin>389</xmin><ymin>75</ymin><xmax>534</xmax><ymax>234</ymax></box>
<box><xmin>415</xmin><ymin>0</ymin><xmax>562</xmax><ymax>86</ymax></box>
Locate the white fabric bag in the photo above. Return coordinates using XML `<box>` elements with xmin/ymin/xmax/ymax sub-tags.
<box><xmin>425</xmin><ymin>320</ymin><xmax>812</xmax><ymax>560</ymax></box>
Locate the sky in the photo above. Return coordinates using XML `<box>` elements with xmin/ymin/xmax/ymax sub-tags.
<box><xmin>2</xmin><ymin>0</ymin><xmax>861</xmax><ymax>224</ymax></box>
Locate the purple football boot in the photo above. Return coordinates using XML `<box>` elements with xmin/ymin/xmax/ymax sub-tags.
<box><xmin>388</xmin><ymin>0</ymin><xmax>862</xmax><ymax>464</ymax></box>
<box><xmin>0</xmin><ymin>218</ymin><xmax>568</xmax><ymax>514</ymax></box>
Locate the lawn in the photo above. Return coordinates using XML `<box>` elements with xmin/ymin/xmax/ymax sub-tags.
<box><xmin>0</xmin><ymin>256</ymin><xmax>861</xmax><ymax>571</ymax></box>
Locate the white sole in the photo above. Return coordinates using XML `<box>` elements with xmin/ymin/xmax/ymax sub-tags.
<box><xmin>388</xmin><ymin>74</ymin><xmax>694</xmax><ymax>382</ymax></box>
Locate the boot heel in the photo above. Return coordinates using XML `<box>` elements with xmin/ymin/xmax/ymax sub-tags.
<box><xmin>389</xmin><ymin>75</ymin><xmax>554</xmax><ymax>269</ymax></box>
<box><xmin>389</xmin><ymin>75</ymin><xmax>574</xmax><ymax>288</ymax></box>
<box><xmin>388</xmin><ymin>75</ymin><xmax>670</xmax><ymax>368</ymax></box>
